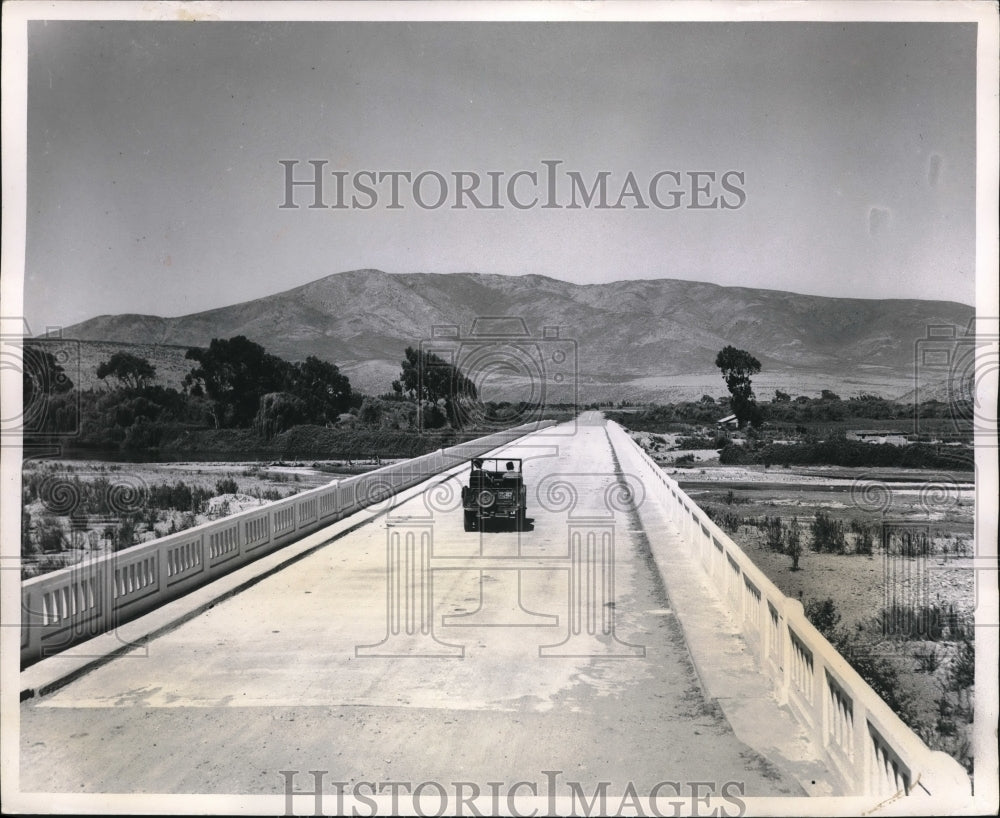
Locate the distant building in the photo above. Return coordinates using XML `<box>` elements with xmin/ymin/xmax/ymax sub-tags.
<box><xmin>846</xmin><ymin>430</ymin><xmax>910</xmax><ymax>446</ymax></box>
<box><xmin>715</xmin><ymin>413</ymin><xmax>738</xmax><ymax>430</ymax></box>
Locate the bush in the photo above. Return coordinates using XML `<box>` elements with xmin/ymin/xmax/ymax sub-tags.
<box><xmin>147</xmin><ymin>481</ymin><xmax>213</xmax><ymax>513</ymax></box>
<box><xmin>723</xmin><ymin>490</ymin><xmax>750</xmax><ymax>506</ymax></box>
<box><xmin>828</xmin><ymin>629</ymin><xmax>919</xmax><ymax>722</ymax></box>
<box><xmin>805</xmin><ymin>598</ymin><xmax>841</xmax><ymax>637</ymax></box>
<box><xmin>763</xmin><ymin>516</ymin><xmax>784</xmax><ymax>552</ymax></box>
<box><xmin>115</xmin><ymin>515</ymin><xmax>137</xmax><ymax>551</ymax></box>
<box><xmin>914</xmin><ymin>646</ymin><xmax>940</xmax><ymax>673</ymax></box>
<box><xmin>935</xmin><ymin>695</ymin><xmax>958</xmax><ymax>735</ymax></box>
<box><xmin>850</xmin><ymin>519</ymin><xmax>877</xmax><ymax>555</ymax></box>
<box><xmin>786</xmin><ymin>516</ymin><xmax>803</xmax><ymax>570</ymax></box>
<box><xmin>718</xmin><ymin>443</ymin><xmax>757</xmax><ymax>465</ymax></box>
<box><xmin>947</xmin><ymin>637</ymin><xmax>975</xmax><ymax>692</ymax></box>
<box><xmin>703</xmin><ymin>507</ymin><xmax>742</xmax><ymax>533</ymax></box>
<box><xmin>675</xmin><ymin>433</ymin><xmax>728</xmax><ymax>450</ymax></box>
<box><xmin>421</xmin><ymin>402</ymin><xmax>447</xmax><ymax>429</ymax></box>
<box><xmin>810</xmin><ymin>510</ymin><xmax>846</xmax><ymax>553</ymax></box>
<box><xmin>720</xmin><ymin>438</ymin><xmax>972</xmax><ymax>471</ymax></box>
<box><xmin>720</xmin><ymin>511</ymin><xmax>743</xmax><ymax>533</ymax></box>
<box><xmin>35</xmin><ymin>513</ymin><xmax>67</xmax><ymax>553</ymax></box>
<box><xmin>215</xmin><ymin>477</ymin><xmax>239</xmax><ymax>495</ymax></box>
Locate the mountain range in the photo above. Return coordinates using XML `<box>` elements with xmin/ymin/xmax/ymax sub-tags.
<box><xmin>52</xmin><ymin>270</ymin><xmax>974</xmax><ymax>402</ymax></box>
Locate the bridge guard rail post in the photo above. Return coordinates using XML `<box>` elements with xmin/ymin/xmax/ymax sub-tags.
<box><xmin>20</xmin><ymin>419</ymin><xmax>556</xmax><ymax>667</ymax></box>
<box><xmin>604</xmin><ymin>421</ymin><xmax>971</xmax><ymax>801</ymax></box>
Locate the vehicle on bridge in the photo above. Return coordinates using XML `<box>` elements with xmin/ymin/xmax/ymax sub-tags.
<box><xmin>462</xmin><ymin>457</ymin><xmax>526</xmax><ymax>531</ymax></box>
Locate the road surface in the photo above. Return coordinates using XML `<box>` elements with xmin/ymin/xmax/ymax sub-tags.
<box><xmin>19</xmin><ymin>415</ymin><xmax>804</xmax><ymax>801</ymax></box>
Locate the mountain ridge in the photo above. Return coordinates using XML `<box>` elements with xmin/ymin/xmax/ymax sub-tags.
<box><xmin>52</xmin><ymin>270</ymin><xmax>974</xmax><ymax>401</ymax></box>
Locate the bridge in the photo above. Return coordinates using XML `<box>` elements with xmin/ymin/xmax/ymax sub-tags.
<box><xmin>14</xmin><ymin>413</ymin><xmax>971</xmax><ymax>812</ymax></box>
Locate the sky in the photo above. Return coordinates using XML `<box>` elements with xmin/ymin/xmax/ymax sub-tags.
<box><xmin>21</xmin><ymin>19</ymin><xmax>977</xmax><ymax>332</ymax></box>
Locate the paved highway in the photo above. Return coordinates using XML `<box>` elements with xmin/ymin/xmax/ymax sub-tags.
<box><xmin>20</xmin><ymin>415</ymin><xmax>805</xmax><ymax>799</ymax></box>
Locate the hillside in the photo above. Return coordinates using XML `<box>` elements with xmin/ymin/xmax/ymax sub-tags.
<box><xmin>50</xmin><ymin>270</ymin><xmax>974</xmax><ymax>402</ymax></box>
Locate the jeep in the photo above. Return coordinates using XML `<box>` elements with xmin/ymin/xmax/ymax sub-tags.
<box><xmin>461</xmin><ymin>457</ymin><xmax>526</xmax><ymax>531</ymax></box>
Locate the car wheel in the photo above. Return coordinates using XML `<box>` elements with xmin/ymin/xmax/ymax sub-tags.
<box><xmin>464</xmin><ymin>511</ymin><xmax>477</xmax><ymax>532</ymax></box>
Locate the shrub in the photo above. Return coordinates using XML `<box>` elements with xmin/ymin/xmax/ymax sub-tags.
<box><xmin>763</xmin><ymin>516</ymin><xmax>784</xmax><ymax>552</ymax></box>
<box><xmin>948</xmin><ymin>637</ymin><xmax>975</xmax><ymax>692</ymax></box>
<box><xmin>935</xmin><ymin>695</ymin><xmax>958</xmax><ymax>736</ymax></box>
<box><xmin>810</xmin><ymin>510</ymin><xmax>846</xmax><ymax>553</ymax></box>
<box><xmin>115</xmin><ymin>515</ymin><xmax>137</xmax><ymax>551</ymax></box>
<box><xmin>718</xmin><ymin>443</ymin><xmax>757</xmax><ymax>465</ymax></box>
<box><xmin>721</xmin><ymin>438</ymin><xmax>973</xmax><ymax>471</ymax></box>
<box><xmin>786</xmin><ymin>516</ymin><xmax>803</xmax><ymax>570</ymax></box>
<box><xmin>676</xmin><ymin>433</ymin><xmax>729</xmax><ymax>450</ymax></box>
<box><xmin>805</xmin><ymin>598</ymin><xmax>841</xmax><ymax>637</ymax></box>
<box><xmin>720</xmin><ymin>511</ymin><xmax>742</xmax><ymax>533</ymax></box>
<box><xmin>147</xmin><ymin>480</ymin><xmax>212</xmax><ymax>513</ymax></box>
<box><xmin>215</xmin><ymin>477</ymin><xmax>239</xmax><ymax>495</ymax></box>
<box><xmin>850</xmin><ymin>519</ymin><xmax>876</xmax><ymax>555</ymax></box>
<box><xmin>704</xmin><ymin>506</ymin><xmax>742</xmax><ymax>533</ymax></box>
<box><xmin>914</xmin><ymin>646</ymin><xmax>940</xmax><ymax>673</ymax></box>
<box><xmin>35</xmin><ymin>513</ymin><xmax>67</xmax><ymax>553</ymax></box>
<box><xmin>829</xmin><ymin>629</ymin><xmax>919</xmax><ymax>722</ymax></box>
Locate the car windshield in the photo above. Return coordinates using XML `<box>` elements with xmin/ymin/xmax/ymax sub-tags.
<box><xmin>471</xmin><ymin>458</ymin><xmax>521</xmax><ymax>475</ymax></box>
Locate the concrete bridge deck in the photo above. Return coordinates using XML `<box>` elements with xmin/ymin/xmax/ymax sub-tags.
<box><xmin>18</xmin><ymin>416</ymin><xmax>825</xmax><ymax>803</ymax></box>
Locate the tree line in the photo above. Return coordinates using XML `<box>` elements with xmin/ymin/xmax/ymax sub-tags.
<box><xmin>22</xmin><ymin>337</ymin><xmax>484</xmax><ymax>452</ymax></box>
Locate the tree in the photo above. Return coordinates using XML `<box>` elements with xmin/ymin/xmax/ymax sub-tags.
<box><xmin>22</xmin><ymin>346</ymin><xmax>74</xmax><ymax>434</ymax></box>
<box><xmin>252</xmin><ymin>392</ymin><xmax>308</xmax><ymax>440</ymax></box>
<box><xmin>184</xmin><ymin>336</ymin><xmax>292</xmax><ymax>428</ymax></box>
<box><xmin>22</xmin><ymin>346</ymin><xmax>73</xmax><ymax>404</ymax></box>
<box><xmin>393</xmin><ymin>346</ymin><xmax>478</xmax><ymax>427</ymax></box>
<box><xmin>948</xmin><ymin>637</ymin><xmax>975</xmax><ymax>693</ymax></box>
<box><xmin>786</xmin><ymin>516</ymin><xmax>803</xmax><ymax>570</ymax></box>
<box><xmin>821</xmin><ymin>389</ymin><xmax>841</xmax><ymax>401</ymax></box>
<box><xmin>715</xmin><ymin>346</ymin><xmax>762</xmax><ymax>428</ymax></box>
<box><xmin>774</xmin><ymin>389</ymin><xmax>791</xmax><ymax>403</ymax></box>
<box><xmin>358</xmin><ymin>396</ymin><xmax>383</xmax><ymax>427</ymax></box>
<box><xmin>289</xmin><ymin>356</ymin><xmax>352</xmax><ymax>423</ymax></box>
<box><xmin>96</xmin><ymin>352</ymin><xmax>156</xmax><ymax>391</ymax></box>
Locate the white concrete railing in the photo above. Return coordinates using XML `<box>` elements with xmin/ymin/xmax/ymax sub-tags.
<box><xmin>20</xmin><ymin>421</ymin><xmax>554</xmax><ymax>666</ymax></box>
<box><xmin>606</xmin><ymin>421</ymin><xmax>971</xmax><ymax>800</ymax></box>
